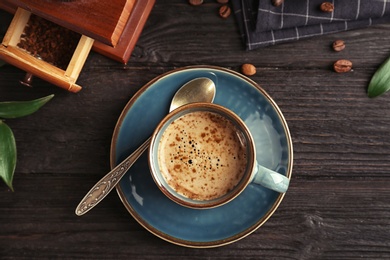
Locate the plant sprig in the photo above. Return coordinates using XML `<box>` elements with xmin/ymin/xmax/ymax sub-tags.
<box><xmin>368</xmin><ymin>56</ymin><xmax>390</xmax><ymax>98</ymax></box>
<box><xmin>0</xmin><ymin>95</ymin><xmax>54</xmax><ymax>119</ymax></box>
<box><xmin>0</xmin><ymin>95</ymin><xmax>54</xmax><ymax>191</ymax></box>
<box><xmin>0</xmin><ymin>121</ymin><xmax>16</xmax><ymax>191</ymax></box>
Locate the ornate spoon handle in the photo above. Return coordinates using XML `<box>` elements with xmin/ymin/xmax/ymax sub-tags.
<box><xmin>75</xmin><ymin>137</ymin><xmax>151</xmax><ymax>216</ymax></box>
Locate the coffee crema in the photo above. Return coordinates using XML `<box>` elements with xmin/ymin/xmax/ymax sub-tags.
<box><xmin>157</xmin><ymin>110</ymin><xmax>247</xmax><ymax>201</ymax></box>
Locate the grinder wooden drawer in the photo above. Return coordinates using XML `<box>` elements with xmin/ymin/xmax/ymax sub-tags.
<box><xmin>0</xmin><ymin>8</ymin><xmax>94</xmax><ymax>93</ymax></box>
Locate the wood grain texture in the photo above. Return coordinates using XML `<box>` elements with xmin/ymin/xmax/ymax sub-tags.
<box><xmin>4</xmin><ymin>0</ymin><xmax>136</xmax><ymax>46</ymax></box>
<box><xmin>1</xmin><ymin>1</ymin><xmax>390</xmax><ymax>259</ymax></box>
<box><xmin>92</xmin><ymin>0</ymin><xmax>155</xmax><ymax>64</ymax></box>
<box><xmin>2</xmin><ymin>0</ymin><xmax>156</xmax><ymax>64</ymax></box>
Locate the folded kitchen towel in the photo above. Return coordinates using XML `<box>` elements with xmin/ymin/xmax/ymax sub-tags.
<box><xmin>231</xmin><ymin>0</ymin><xmax>390</xmax><ymax>50</ymax></box>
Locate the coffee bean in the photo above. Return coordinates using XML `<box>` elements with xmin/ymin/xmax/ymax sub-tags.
<box><xmin>17</xmin><ymin>14</ymin><xmax>80</xmax><ymax>70</ymax></box>
<box><xmin>320</xmin><ymin>2</ymin><xmax>334</xmax><ymax>12</ymax></box>
<box><xmin>216</xmin><ymin>0</ymin><xmax>229</xmax><ymax>4</ymax></box>
<box><xmin>219</xmin><ymin>5</ymin><xmax>231</xmax><ymax>18</ymax></box>
<box><xmin>241</xmin><ymin>63</ymin><xmax>256</xmax><ymax>76</ymax></box>
<box><xmin>189</xmin><ymin>0</ymin><xmax>203</xmax><ymax>6</ymax></box>
<box><xmin>333</xmin><ymin>60</ymin><xmax>352</xmax><ymax>73</ymax></box>
<box><xmin>332</xmin><ymin>40</ymin><xmax>345</xmax><ymax>52</ymax></box>
<box><xmin>272</xmin><ymin>0</ymin><xmax>284</xmax><ymax>7</ymax></box>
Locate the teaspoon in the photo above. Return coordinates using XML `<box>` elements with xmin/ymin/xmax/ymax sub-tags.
<box><xmin>75</xmin><ymin>77</ymin><xmax>216</xmax><ymax>216</ymax></box>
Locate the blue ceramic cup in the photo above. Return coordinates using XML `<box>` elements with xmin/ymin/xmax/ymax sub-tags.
<box><xmin>149</xmin><ymin>102</ymin><xmax>289</xmax><ymax>209</ymax></box>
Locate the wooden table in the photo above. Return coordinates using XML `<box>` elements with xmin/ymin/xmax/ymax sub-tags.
<box><xmin>1</xmin><ymin>1</ymin><xmax>390</xmax><ymax>259</ymax></box>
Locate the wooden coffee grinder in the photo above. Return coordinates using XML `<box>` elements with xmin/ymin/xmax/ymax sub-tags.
<box><xmin>0</xmin><ymin>0</ymin><xmax>155</xmax><ymax>93</ymax></box>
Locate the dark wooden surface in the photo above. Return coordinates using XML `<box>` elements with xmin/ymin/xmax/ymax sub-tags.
<box><xmin>1</xmin><ymin>1</ymin><xmax>390</xmax><ymax>259</ymax></box>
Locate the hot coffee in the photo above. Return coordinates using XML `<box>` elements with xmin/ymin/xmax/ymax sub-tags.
<box><xmin>157</xmin><ymin>110</ymin><xmax>247</xmax><ymax>201</ymax></box>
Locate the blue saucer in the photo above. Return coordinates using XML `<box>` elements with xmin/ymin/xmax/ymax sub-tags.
<box><xmin>111</xmin><ymin>66</ymin><xmax>293</xmax><ymax>248</ymax></box>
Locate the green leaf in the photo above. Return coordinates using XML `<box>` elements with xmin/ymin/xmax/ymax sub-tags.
<box><xmin>0</xmin><ymin>94</ymin><xmax>54</xmax><ymax>119</ymax></box>
<box><xmin>368</xmin><ymin>57</ymin><xmax>390</xmax><ymax>98</ymax></box>
<box><xmin>0</xmin><ymin>120</ymin><xmax>16</xmax><ymax>191</ymax></box>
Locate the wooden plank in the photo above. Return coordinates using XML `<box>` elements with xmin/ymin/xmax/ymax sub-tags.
<box><xmin>65</xmin><ymin>35</ymin><xmax>95</xmax><ymax>81</ymax></box>
<box><xmin>1</xmin><ymin>6</ymin><xmax>30</xmax><ymax>46</ymax></box>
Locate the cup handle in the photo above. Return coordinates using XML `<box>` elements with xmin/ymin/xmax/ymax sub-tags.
<box><xmin>252</xmin><ymin>163</ymin><xmax>290</xmax><ymax>193</ymax></box>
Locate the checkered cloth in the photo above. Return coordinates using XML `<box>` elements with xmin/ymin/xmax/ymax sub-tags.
<box><xmin>231</xmin><ymin>0</ymin><xmax>390</xmax><ymax>50</ymax></box>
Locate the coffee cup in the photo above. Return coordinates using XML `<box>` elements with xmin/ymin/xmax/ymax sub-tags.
<box><xmin>148</xmin><ymin>102</ymin><xmax>290</xmax><ymax>209</ymax></box>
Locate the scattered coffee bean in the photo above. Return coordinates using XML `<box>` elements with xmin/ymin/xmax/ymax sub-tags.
<box><xmin>332</xmin><ymin>40</ymin><xmax>345</xmax><ymax>52</ymax></box>
<box><xmin>189</xmin><ymin>0</ymin><xmax>203</xmax><ymax>6</ymax></box>
<box><xmin>333</xmin><ymin>60</ymin><xmax>352</xmax><ymax>73</ymax></box>
<box><xmin>320</xmin><ymin>2</ymin><xmax>334</xmax><ymax>12</ymax></box>
<box><xmin>241</xmin><ymin>63</ymin><xmax>256</xmax><ymax>76</ymax></box>
<box><xmin>272</xmin><ymin>0</ymin><xmax>284</xmax><ymax>7</ymax></box>
<box><xmin>216</xmin><ymin>0</ymin><xmax>229</xmax><ymax>4</ymax></box>
<box><xmin>219</xmin><ymin>5</ymin><xmax>231</xmax><ymax>18</ymax></box>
